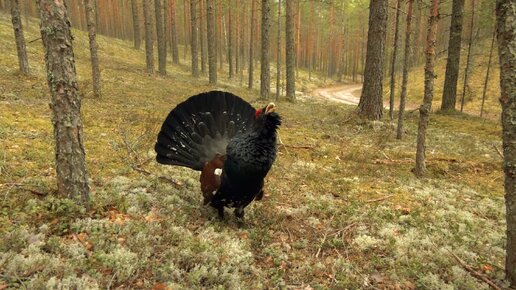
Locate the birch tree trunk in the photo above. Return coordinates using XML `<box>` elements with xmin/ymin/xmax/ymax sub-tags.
<box><xmin>143</xmin><ymin>0</ymin><xmax>154</xmax><ymax>73</ymax></box>
<box><xmin>37</xmin><ymin>0</ymin><xmax>90</xmax><ymax>207</ymax></box>
<box><xmin>414</xmin><ymin>0</ymin><xmax>440</xmax><ymax>177</ymax></box>
<box><xmin>496</xmin><ymin>0</ymin><xmax>516</xmax><ymax>285</ymax></box>
<box><xmin>10</xmin><ymin>0</ymin><xmax>29</xmax><ymax>75</ymax></box>
<box><xmin>85</xmin><ymin>0</ymin><xmax>101</xmax><ymax>98</ymax></box>
<box><xmin>260</xmin><ymin>0</ymin><xmax>270</xmax><ymax>99</ymax></box>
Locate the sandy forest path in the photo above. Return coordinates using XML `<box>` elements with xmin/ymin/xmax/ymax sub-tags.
<box><xmin>313</xmin><ymin>83</ymin><xmax>419</xmax><ymax>111</ymax></box>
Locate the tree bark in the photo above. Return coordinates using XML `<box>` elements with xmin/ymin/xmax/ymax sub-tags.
<box><xmin>248</xmin><ymin>0</ymin><xmax>255</xmax><ymax>89</ymax></box>
<box><xmin>169</xmin><ymin>0</ymin><xmax>179</xmax><ymax>64</ymax></box>
<box><xmin>131</xmin><ymin>0</ymin><xmax>141</xmax><ymax>49</ymax></box>
<box><xmin>228</xmin><ymin>2</ymin><xmax>233</xmax><ymax>78</ymax></box>
<box><xmin>396</xmin><ymin>0</ymin><xmax>414</xmax><ymax>139</ymax></box>
<box><xmin>10</xmin><ymin>0</ymin><xmax>29</xmax><ymax>75</ymax></box>
<box><xmin>207</xmin><ymin>0</ymin><xmax>217</xmax><ymax>84</ymax></box>
<box><xmin>37</xmin><ymin>0</ymin><xmax>90</xmax><ymax>207</ymax></box>
<box><xmin>199</xmin><ymin>0</ymin><xmax>206</xmax><ymax>73</ymax></box>
<box><xmin>285</xmin><ymin>0</ymin><xmax>296</xmax><ymax>101</ymax></box>
<box><xmin>440</xmin><ymin>0</ymin><xmax>465</xmax><ymax>111</ymax></box>
<box><xmin>460</xmin><ymin>0</ymin><xmax>475</xmax><ymax>112</ymax></box>
<box><xmin>276</xmin><ymin>0</ymin><xmax>281</xmax><ymax>101</ymax></box>
<box><xmin>389</xmin><ymin>0</ymin><xmax>401</xmax><ymax>121</ymax></box>
<box><xmin>357</xmin><ymin>0</ymin><xmax>388</xmax><ymax>120</ymax></box>
<box><xmin>155</xmin><ymin>0</ymin><xmax>167</xmax><ymax>75</ymax></box>
<box><xmin>260</xmin><ymin>0</ymin><xmax>271</xmax><ymax>99</ymax></box>
<box><xmin>414</xmin><ymin>0</ymin><xmax>440</xmax><ymax>177</ymax></box>
<box><xmin>480</xmin><ymin>29</ymin><xmax>496</xmax><ymax>118</ymax></box>
<box><xmin>85</xmin><ymin>0</ymin><xmax>101</xmax><ymax>98</ymax></box>
<box><xmin>496</xmin><ymin>0</ymin><xmax>516</xmax><ymax>286</ymax></box>
<box><xmin>190</xmin><ymin>0</ymin><xmax>199</xmax><ymax>77</ymax></box>
<box><xmin>143</xmin><ymin>0</ymin><xmax>154</xmax><ymax>73</ymax></box>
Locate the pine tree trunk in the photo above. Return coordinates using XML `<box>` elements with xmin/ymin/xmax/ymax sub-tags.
<box><xmin>441</xmin><ymin>0</ymin><xmax>465</xmax><ymax>111</ymax></box>
<box><xmin>460</xmin><ymin>0</ymin><xmax>475</xmax><ymax>112</ymax></box>
<box><xmin>396</xmin><ymin>0</ymin><xmax>414</xmax><ymax>139</ymax></box>
<box><xmin>414</xmin><ymin>0</ymin><xmax>440</xmax><ymax>177</ymax></box>
<box><xmin>10</xmin><ymin>0</ymin><xmax>29</xmax><ymax>75</ymax></box>
<box><xmin>155</xmin><ymin>0</ymin><xmax>167</xmax><ymax>75</ymax></box>
<box><xmin>85</xmin><ymin>0</ymin><xmax>101</xmax><ymax>98</ymax></box>
<box><xmin>143</xmin><ymin>0</ymin><xmax>154</xmax><ymax>73</ymax></box>
<box><xmin>199</xmin><ymin>0</ymin><xmax>206</xmax><ymax>73</ymax></box>
<box><xmin>131</xmin><ymin>0</ymin><xmax>141</xmax><ymax>49</ymax></box>
<box><xmin>228</xmin><ymin>3</ymin><xmax>233</xmax><ymax>79</ymax></box>
<box><xmin>480</xmin><ymin>29</ymin><xmax>496</xmax><ymax>118</ymax></box>
<box><xmin>496</xmin><ymin>0</ymin><xmax>516</xmax><ymax>286</ymax></box>
<box><xmin>357</xmin><ymin>0</ymin><xmax>388</xmax><ymax>120</ymax></box>
<box><xmin>260</xmin><ymin>0</ymin><xmax>270</xmax><ymax>99</ymax></box>
<box><xmin>169</xmin><ymin>0</ymin><xmax>179</xmax><ymax>64</ymax></box>
<box><xmin>248</xmin><ymin>0</ymin><xmax>255</xmax><ymax>89</ymax></box>
<box><xmin>235</xmin><ymin>0</ymin><xmax>239</xmax><ymax>76</ymax></box>
<box><xmin>389</xmin><ymin>0</ymin><xmax>401</xmax><ymax>121</ymax></box>
<box><xmin>37</xmin><ymin>0</ymin><xmax>90</xmax><ymax>207</ymax></box>
<box><xmin>285</xmin><ymin>0</ymin><xmax>296</xmax><ymax>101</ymax></box>
<box><xmin>190</xmin><ymin>0</ymin><xmax>199</xmax><ymax>77</ymax></box>
<box><xmin>207</xmin><ymin>0</ymin><xmax>217</xmax><ymax>84</ymax></box>
<box><xmin>276</xmin><ymin>0</ymin><xmax>281</xmax><ymax>101</ymax></box>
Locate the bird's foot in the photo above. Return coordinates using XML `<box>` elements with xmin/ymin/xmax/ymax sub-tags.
<box><xmin>234</xmin><ymin>207</ymin><xmax>245</xmax><ymax>218</ymax></box>
<box><xmin>217</xmin><ymin>206</ymin><xmax>225</xmax><ymax>219</ymax></box>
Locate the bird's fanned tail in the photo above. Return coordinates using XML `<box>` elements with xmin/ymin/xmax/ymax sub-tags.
<box><xmin>155</xmin><ymin>91</ymin><xmax>256</xmax><ymax>171</ymax></box>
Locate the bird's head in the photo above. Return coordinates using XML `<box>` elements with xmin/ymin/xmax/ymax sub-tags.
<box><xmin>255</xmin><ymin>103</ymin><xmax>276</xmax><ymax>119</ymax></box>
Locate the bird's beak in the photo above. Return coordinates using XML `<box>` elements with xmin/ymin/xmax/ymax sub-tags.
<box><xmin>265</xmin><ymin>103</ymin><xmax>275</xmax><ymax>114</ymax></box>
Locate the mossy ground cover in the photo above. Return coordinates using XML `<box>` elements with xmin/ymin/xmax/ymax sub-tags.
<box><xmin>0</xmin><ymin>12</ymin><xmax>507</xmax><ymax>289</ymax></box>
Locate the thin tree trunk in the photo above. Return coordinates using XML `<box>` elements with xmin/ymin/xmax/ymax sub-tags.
<box><xmin>248</xmin><ymin>0</ymin><xmax>255</xmax><ymax>89</ymax></box>
<box><xmin>10</xmin><ymin>0</ymin><xmax>29</xmax><ymax>75</ymax></box>
<box><xmin>260</xmin><ymin>0</ymin><xmax>270</xmax><ymax>99</ymax></box>
<box><xmin>480</xmin><ymin>29</ymin><xmax>496</xmax><ymax>118</ymax></box>
<box><xmin>460</xmin><ymin>0</ymin><xmax>475</xmax><ymax>112</ymax></box>
<box><xmin>131</xmin><ymin>0</ymin><xmax>141</xmax><ymax>49</ymax></box>
<box><xmin>37</xmin><ymin>0</ymin><xmax>90</xmax><ymax>206</ymax></box>
<box><xmin>207</xmin><ymin>0</ymin><xmax>217</xmax><ymax>84</ymax></box>
<box><xmin>396</xmin><ymin>0</ymin><xmax>414</xmax><ymax>139</ymax></box>
<box><xmin>389</xmin><ymin>0</ymin><xmax>401</xmax><ymax>121</ymax></box>
<box><xmin>143</xmin><ymin>0</ymin><xmax>154</xmax><ymax>73</ymax></box>
<box><xmin>155</xmin><ymin>0</ymin><xmax>167</xmax><ymax>75</ymax></box>
<box><xmin>357</xmin><ymin>0</ymin><xmax>388</xmax><ymax>120</ymax></box>
<box><xmin>495</xmin><ymin>0</ymin><xmax>516</xmax><ymax>285</ymax></box>
<box><xmin>414</xmin><ymin>0</ymin><xmax>440</xmax><ymax>177</ymax></box>
<box><xmin>285</xmin><ymin>0</ymin><xmax>296</xmax><ymax>100</ymax></box>
<box><xmin>441</xmin><ymin>0</ymin><xmax>465</xmax><ymax>111</ymax></box>
<box><xmin>199</xmin><ymin>0</ymin><xmax>206</xmax><ymax>73</ymax></box>
<box><xmin>190</xmin><ymin>0</ymin><xmax>199</xmax><ymax>77</ymax></box>
<box><xmin>276</xmin><ymin>0</ymin><xmax>281</xmax><ymax>101</ymax></box>
<box><xmin>84</xmin><ymin>0</ymin><xmax>101</xmax><ymax>98</ymax></box>
<box><xmin>228</xmin><ymin>3</ymin><xmax>233</xmax><ymax>78</ymax></box>
<box><xmin>170</xmin><ymin>0</ymin><xmax>179</xmax><ymax>64</ymax></box>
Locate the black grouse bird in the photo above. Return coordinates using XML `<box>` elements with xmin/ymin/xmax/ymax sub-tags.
<box><xmin>155</xmin><ymin>91</ymin><xmax>281</xmax><ymax>219</ymax></box>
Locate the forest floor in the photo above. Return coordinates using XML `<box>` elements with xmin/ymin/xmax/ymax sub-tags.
<box><xmin>0</xmin><ymin>13</ymin><xmax>508</xmax><ymax>290</ymax></box>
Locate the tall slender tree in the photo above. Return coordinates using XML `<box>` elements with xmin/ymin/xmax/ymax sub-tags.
<box><xmin>10</xmin><ymin>0</ymin><xmax>29</xmax><ymax>75</ymax></box>
<box><xmin>396</xmin><ymin>0</ymin><xmax>414</xmax><ymax>140</ymax></box>
<box><xmin>415</xmin><ymin>0</ymin><xmax>440</xmax><ymax>177</ymax></box>
<box><xmin>285</xmin><ymin>0</ymin><xmax>296</xmax><ymax>100</ymax></box>
<box><xmin>228</xmin><ymin>3</ymin><xmax>233</xmax><ymax>78</ymax></box>
<box><xmin>190</xmin><ymin>0</ymin><xmax>199</xmax><ymax>77</ymax></box>
<box><xmin>460</xmin><ymin>0</ymin><xmax>475</xmax><ymax>112</ymax></box>
<box><xmin>276</xmin><ymin>0</ymin><xmax>281</xmax><ymax>101</ymax></box>
<box><xmin>389</xmin><ymin>0</ymin><xmax>401</xmax><ymax>121</ymax></box>
<box><xmin>260</xmin><ymin>0</ymin><xmax>271</xmax><ymax>99</ymax></box>
<box><xmin>206</xmin><ymin>0</ymin><xmax>217</xmax><ymax>84</ymax></box>
<box><xmin>480</xmin><ymin>29</ymin><xmax>496</xmax><ymax>118</ymax></box>
<box><xmin>37</xmin><ymin>0</ymin><xmax>90</xmax><ymax>206</ymax></box>
<box><xmin>357</xmin><ymin>0</ymin><xmax>388</xmax><ymax>120</ymax></box>
<box><xmin>248</xmin><ymin>0</ymin><xmax>256</xmax><ymax>89</ymax></box>
<box><xmin>496</xmin><ymin>0</ymin><xmax>516</xmax><ymax>286</ymax></box>
<box><xmin>143</xmin><ymin>0</ymin><xmax>154</xmax><ymax>73</ymax></box>
<box><xmin>84</xmin><ymin>0</ymin><xmax>101</xmax><ymax>98</ymax></box>
<box><xmin>155</xmin><ymin>0</ymin><xmax>167</xmax><ymax>75</ymax></box>
<box><xmin>199</xmin><ymin>0</ymin><xmax>206</xmax><ymax>73</ymax></box>
<box><xmin>169</xmin><ymin>0</ymin><xmax>179</xmax><ymax>64</ymax></box>
<box><xmin>131</xmin><ymin>0</ymin><xmax>141</xmax><ymax>49</ymax></box>
<box><xmin>441</xmin><ymin>0</ymin><xmax>465</xmax><ymax>111</ymax></box>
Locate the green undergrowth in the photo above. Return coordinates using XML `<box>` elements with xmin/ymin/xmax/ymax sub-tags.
<box><xmin>0</xmin><ymin>12</ymin><xmax>507</xmax><ymax>289</ymax></box>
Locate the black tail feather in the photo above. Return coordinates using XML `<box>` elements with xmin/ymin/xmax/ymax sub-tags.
<box><xmin>155</xmin><ymin>91</ymin><xmax>256</xmax><ymax>171</ymax></box>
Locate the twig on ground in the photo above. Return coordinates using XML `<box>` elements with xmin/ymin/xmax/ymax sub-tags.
<box><xmin>277</xmin><ymin>131</ymin><xmax>289</xmax><ymax>155</ymax></box>
<box><xmin>315</xmin><ymin>216</ymin><xmax>335</xmax><ymax>258</ymax></box>
<box><xmin>283</xmin><ymin>144</ymin><xmax>315</xmax><ymax>149</ymax></box>
<box><xmin>448</xmin><ymin>251</ymin><xmax>502</xmax><ymax>290</ymax></box>
<box><xmin>28</xmin><ymin>37</ymin><xmax>42</xmax><ymax>43</ymax></box>
<box><xmin>365</xmin><ymin>195</ymin><xmax>394</xmax><ymax>203</ymax></box>
<box><xmin>492</xmin><ymin>144</ymin><xmax>504</xmax><ymax>159</ymax></box>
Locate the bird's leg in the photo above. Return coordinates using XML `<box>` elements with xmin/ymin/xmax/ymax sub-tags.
<box><xmin>255</xmin><ymin>189</ymin><xmax>264</xmax><ymax>201</ymax></box>
<box><xmin>234</xmin><ymin>206</ymin><xmax>245</xmax><ymax>218</ymax></box>
<box><xmin>217</xmin><ymin>205</ymin><xmax>225</xmax><ymax>219</ymax></box>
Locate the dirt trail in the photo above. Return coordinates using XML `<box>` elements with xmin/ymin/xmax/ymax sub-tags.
<box><xmin>313</xmin><ymin>83</ymin><xmax>418</xmax><ymax>111</ymax></box>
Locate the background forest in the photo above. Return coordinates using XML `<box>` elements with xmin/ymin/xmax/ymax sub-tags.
<box><xmin>0</xmin><ymin>0</ymin><xmax>513</xmax><ymax>289</ymax></box>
